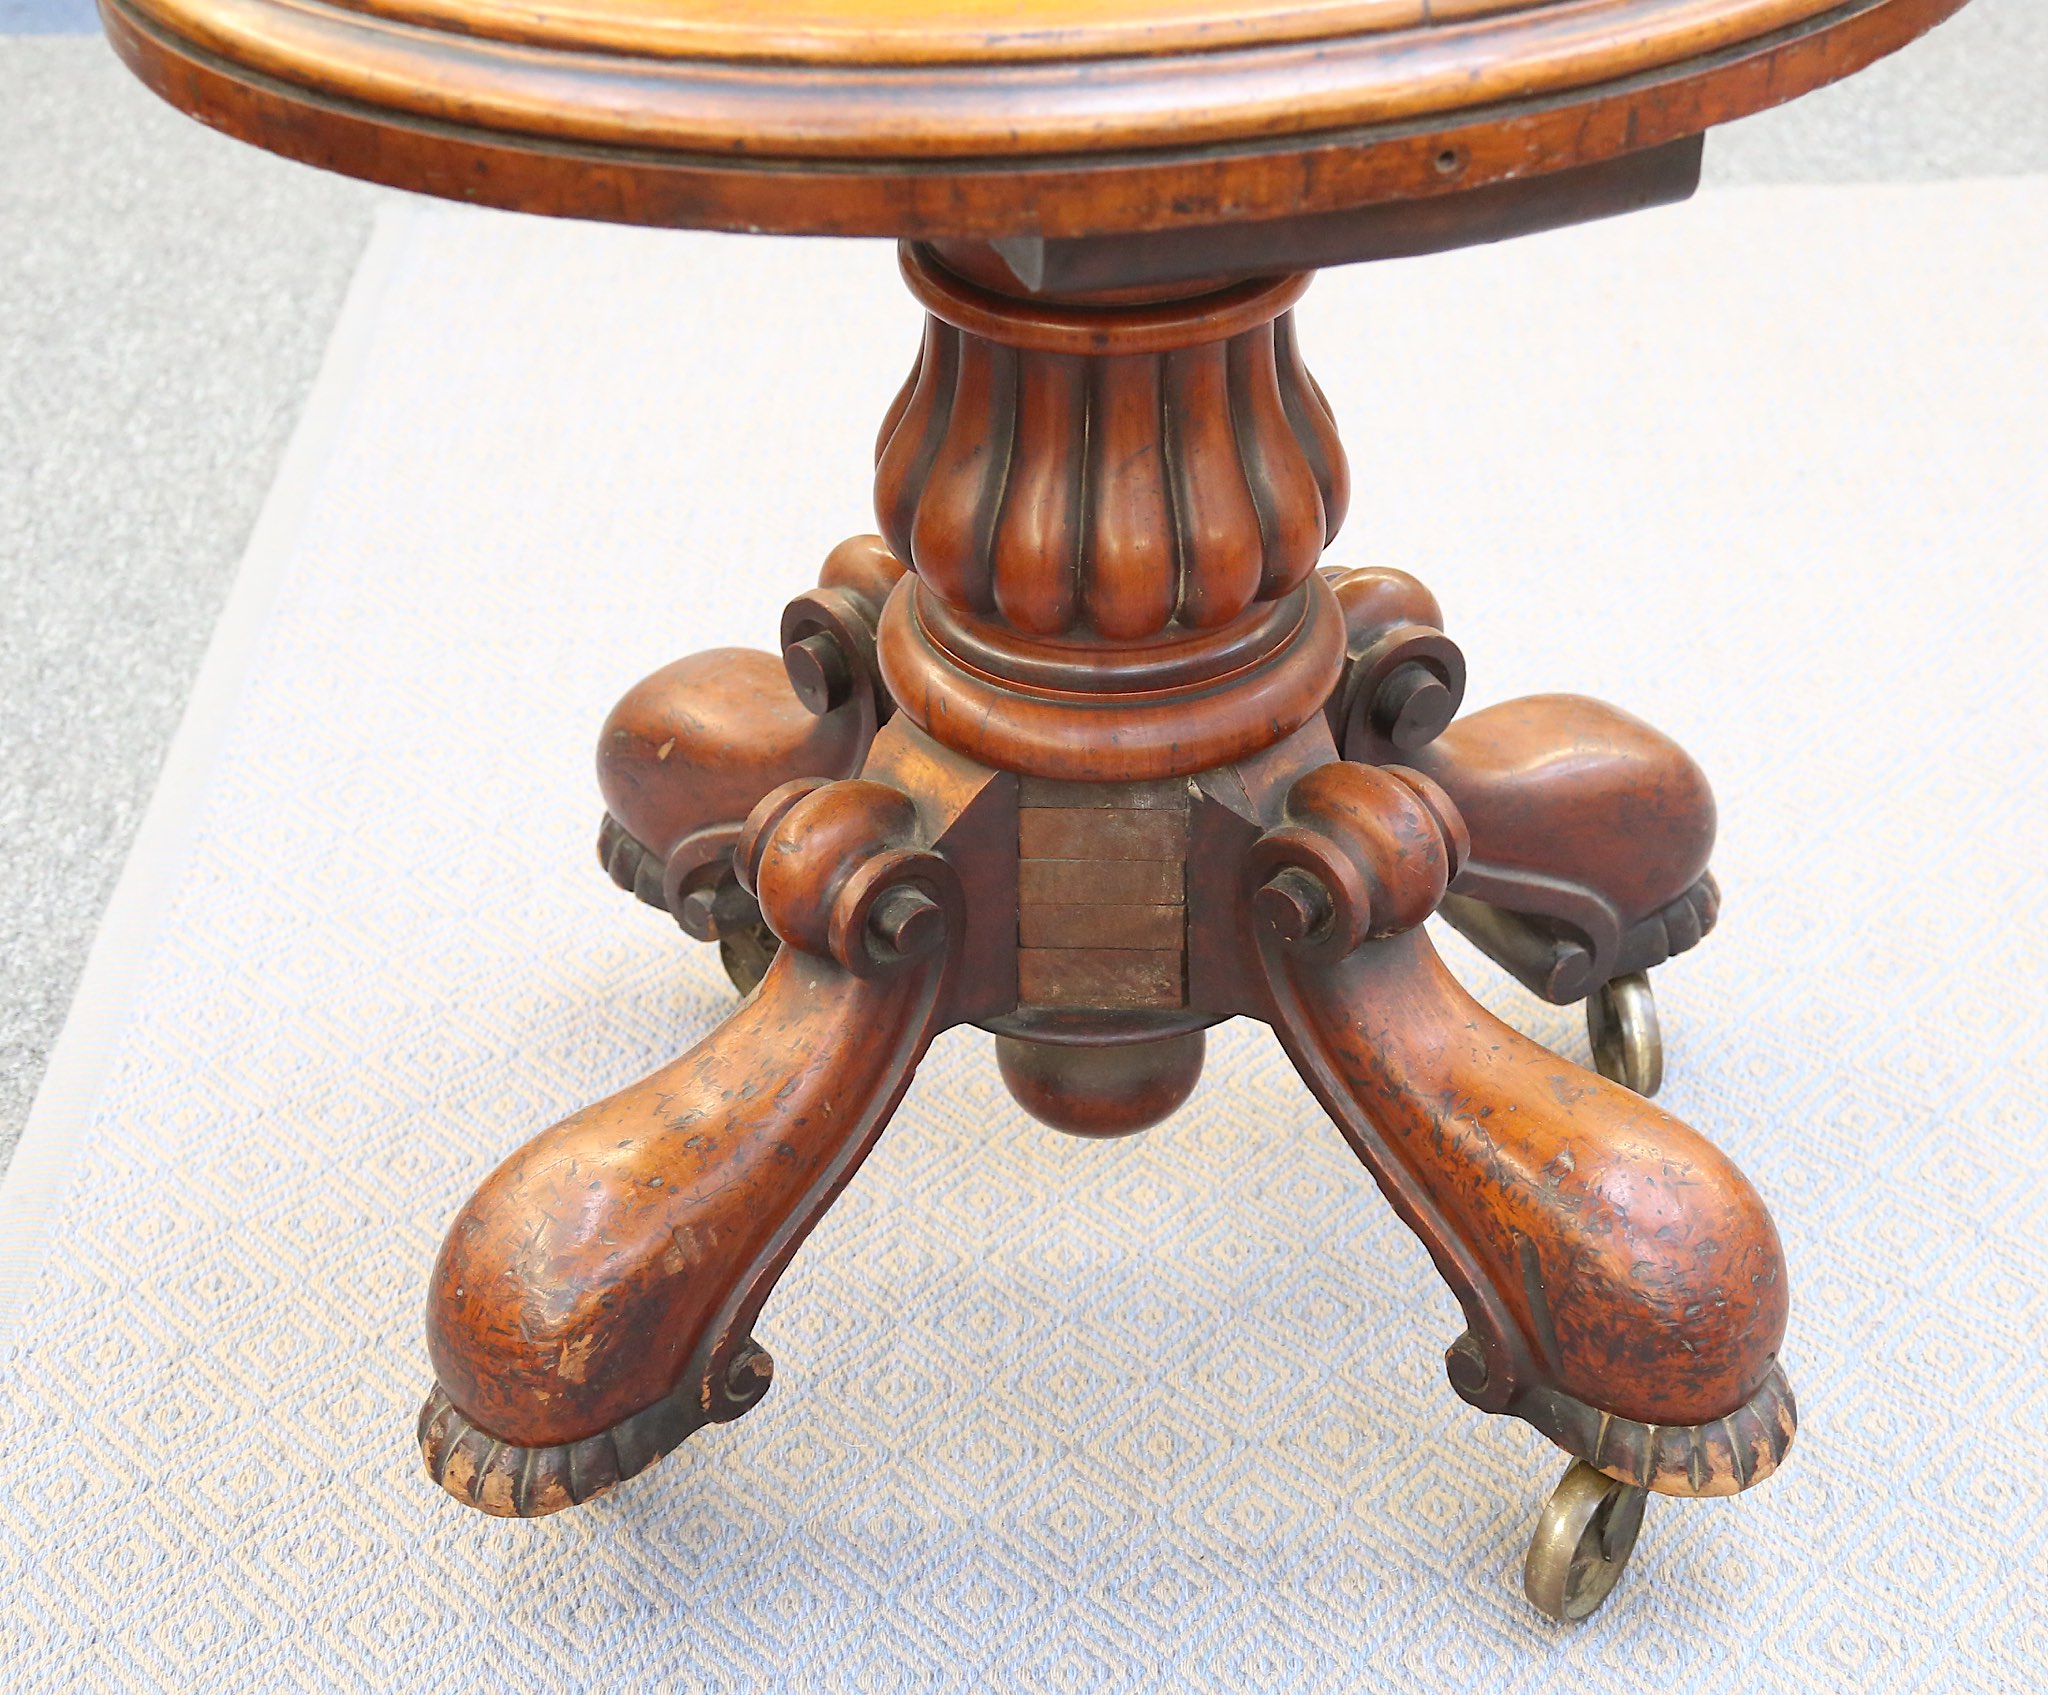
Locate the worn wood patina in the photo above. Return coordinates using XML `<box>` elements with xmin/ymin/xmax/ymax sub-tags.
<box><xmin>106</xmin><ymin>0</ymin><xmax>1969</xmax><ymax>1620</ymax></box>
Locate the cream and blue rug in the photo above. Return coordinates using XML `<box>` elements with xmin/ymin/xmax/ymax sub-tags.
<box><xmin>1</xmin><ymin>179</ymin><xmax>2043</xmax><ymax>1691</ymax></box>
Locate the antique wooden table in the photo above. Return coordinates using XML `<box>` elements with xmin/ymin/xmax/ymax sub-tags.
<box><xmin>108</xmin><ymin>0</ymin><xmax>1965</xmax><ymax>1621</ymax></box>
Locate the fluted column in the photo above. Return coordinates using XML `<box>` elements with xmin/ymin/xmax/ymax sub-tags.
<box><xmin>878</xmin><ymin>248</ymin><xmax>1347</xmax><ymax>642</ymax></box>
<box><xmin>872</xmin><ymin>248</ymin><xmax>1353</xmax><ymax>780</ymax></box>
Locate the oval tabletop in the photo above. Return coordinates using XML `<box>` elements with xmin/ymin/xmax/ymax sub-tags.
<box><xmin>103</xmin><ymin>0</ymin><xmax>1966</xmax><ymax>236</ymax></box>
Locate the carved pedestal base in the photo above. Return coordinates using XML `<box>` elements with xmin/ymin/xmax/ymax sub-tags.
<box><xmin>418</xmin><ymin>247</ymin><xmax>1791</xmax><ymax>1622</ymax></box>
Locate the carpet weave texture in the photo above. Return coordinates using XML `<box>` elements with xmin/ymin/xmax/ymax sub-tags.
<box><xmin>1</xmin><ymin>182</ymin><xmax>2043</xmax><ymax>1691</ymax></box>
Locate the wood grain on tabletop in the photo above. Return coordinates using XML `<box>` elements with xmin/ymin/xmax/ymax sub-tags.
<box><xmin>101</xmin><ymin>0</ymin><xmax>1969</xmax><ymax>236</ymax></box>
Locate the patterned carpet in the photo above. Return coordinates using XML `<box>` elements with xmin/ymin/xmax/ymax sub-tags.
<box><xmin>1</xmin><ymin>181</ymin><xmax>2043</xmax><ymax>1690</ymax></box>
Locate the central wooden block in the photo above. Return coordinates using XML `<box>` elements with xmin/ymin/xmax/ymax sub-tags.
<box><xmin>1015</xmin><ymin>776</ymin><xmax>1190</xmax><ymax>1010</ymax></box>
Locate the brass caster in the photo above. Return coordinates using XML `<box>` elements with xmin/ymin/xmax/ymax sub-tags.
<box><xmin>674</xmin><ymin>867</ymin><xmax>780</xmax><ymax>996</ymax></box>
<box><xmin>1586</xmin><ymin>971</ymin><xmax>1663</xmax><ymax>1097</ymax></box>
<box><xmin>599</xmin><ymin>815</ymin><xmax>780</xmax><ymax>995</ymax></box>
<box><xmin>1522</xmin><ymin>1460</ymin><xmax>1650</xmax><ymax>1622</ymax></box>
<box><xmin>717</xmin><ymin>918</ymin><xmax>779</xmax><ymax>996</ymax></box>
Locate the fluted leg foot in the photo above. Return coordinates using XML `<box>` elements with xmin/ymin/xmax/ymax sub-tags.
<box><xmin>1270</xmin><ymin>925</ymin><xmax>1794</xmax><ymax>1494</ymax></box>
<box><xmin>1246</xmin><ymin>759</ymin><xmax>1793</xmax><ymax>1501</ymax></box>
<box><xmin>423</xmin><ymin>727</ymin><xmax>1001</xmax><ymax>1516</ymax></box>
<box><xmin>419</xmin><ymin>939</ymin><xmax>948</xmax><ymax>1515</ymax></box>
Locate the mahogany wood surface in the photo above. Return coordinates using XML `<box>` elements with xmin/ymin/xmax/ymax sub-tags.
<box><xmin>102</xmin><ymin>0</ymin><xmax>1966</xmax><ymax>239</ymax></box>
<box><xmin>412</xmin><ymin>247</ymin><xmax>1812</xmax><ymax>1528</ymax></box>
<box><xmin>426</xmin><ymin>579</ymin><xmax>1801</xmax><ymax>1517</ymax></box>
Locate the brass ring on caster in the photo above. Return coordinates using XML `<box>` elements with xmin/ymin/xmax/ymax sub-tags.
<box><xmin>1523</xmin><ymin>1459</ymin><xmax>1650</xmax><ymax>1622</ymax></box>
<box><xmin>680</xmin><ymin>868</ymin><xmax>780</xmax><ymax>997</ymax></box>
<box><xmin>1587</xmin><ymin>971</ymin><xmax>1663</xmax><ymax>1097</ymax></box>
<box><xmin>717</xmin><ymin>918</ymin><xmax>780</xmax><ymax>996</ymax></box>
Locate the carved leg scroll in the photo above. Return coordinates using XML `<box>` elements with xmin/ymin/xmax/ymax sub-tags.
<box><xmin>596</xmin><ymin>536</ymin><xmax>904</xmax><ymax>987</ymax></box>
<box><xmin>1320</xmin><ymin>565</ymin><xmax>1721</xmax><ymax>1095</ymax></box>
<box><xmin>1248</xmin><ymin>759</ymin><xmax>1794</xmax><ymax>1499</ymax></box>
<box><xmin>1323</xmin><ymin>567</ymin><xmax>1720</xmax><ymax>1012</ymax></box>
<box><xmin>421</xmin><ymin>725</ymin><xmax>1000</xmax><ymax>1516</ymax></box>
<box><xmin>1414</xmin><ymin>694</ymin><xmax>1720</xmax><ymax>1095</ymax></box>
<box><xmin>1412</xmin><ymin>693</ymin><xmax>1721</xmax><ymax>1008</ymax></box>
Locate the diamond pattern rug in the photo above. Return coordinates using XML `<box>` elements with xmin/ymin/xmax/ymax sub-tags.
<box><xmin>1</xmin><ymin>180</ymin><xmax>2043</xmax><ymax>1691</ymax></box>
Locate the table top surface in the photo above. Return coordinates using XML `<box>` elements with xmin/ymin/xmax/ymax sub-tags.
<box><xmin>117</xmin><ymin>0</ymin><xmax>1868</xmax><ymax>65</ymax></box>
<box><xmin>104</xmin><ymin>0</ymin><xmax>1967</xmax><ymax>239</ymax></box>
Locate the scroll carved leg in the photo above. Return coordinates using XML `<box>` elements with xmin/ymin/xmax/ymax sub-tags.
<box><xmin>1322</xmin><ymin>567</ymin><xmax>1720</xmax><ymax>1014</ymax></box>
<box><xmin>421</xmin><ymin>725</ymin><xmax>1001</xmax><ymax>1516</ymax></box>
<box><xmin>1410</xmin><ymin>694</ymin><xmax>1721</xmax><ymax>1008</ymax></box>
<box><xmin>596</xmin><ymin>535</ymin><xmax>904</xmax><ymax>986</ymax></box>
<box><xmin>1248</xmin><ymin>759</ymin><xmax>1794</xmax><ymax>1501</ymax></box>
<box><xmin>1320</xmin><ymin>566</ymin><xmax>1720</xmax><ymax>1093</ymax></box>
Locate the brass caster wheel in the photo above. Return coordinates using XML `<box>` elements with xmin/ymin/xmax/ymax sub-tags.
<box><xmin>717</xmin><ymin>918</ymin><xmax>780</xmax><ymax>996</ymax></box>
<box><xmin>675</xmin><ymin>867</ymin><xmax>780</xmax><ymax>996</ymax></box>
<box><xmin>1586</xmin><ymin>971</ymin><xmax>1663</xmax><ymax>1097</ymax></box>
<box><xmin>1522</xmin><ymin>1460</ymin><xmax>1650</xmax><ymax>1622</ymax></box>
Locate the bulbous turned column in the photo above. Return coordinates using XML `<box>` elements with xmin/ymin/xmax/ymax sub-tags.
<box><xmin>873</xmin><ymin>246</ymin><xmax>1355</xmax><ymax>780</ymax></box>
